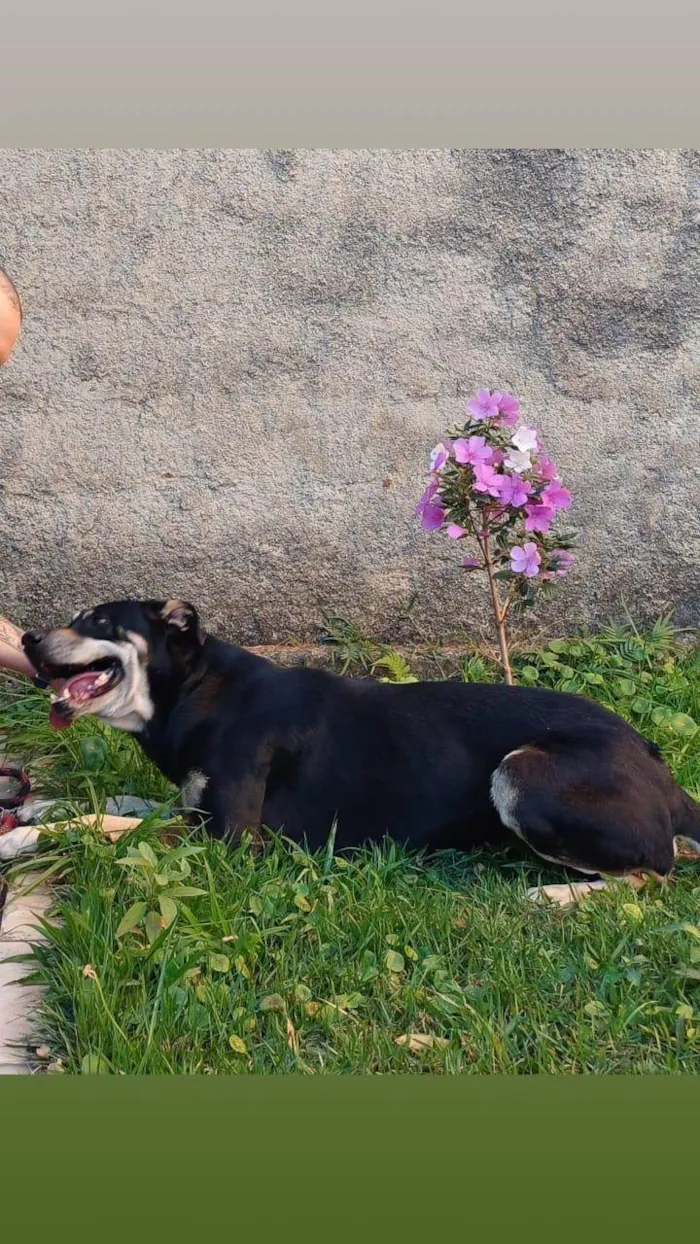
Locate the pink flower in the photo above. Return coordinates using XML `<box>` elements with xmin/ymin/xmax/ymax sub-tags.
<box><xmin>490</xmin><ymin>448</ymin><xmax>505</xmax><ymax>467</ymax></box>
<box><xmin>472</xmin><ymin>462</ymin><xmax>503</xmax><ymax>498</ymax></box>
<box><xmin>493</xmin><ymin>391</ymin><xmax>520</xmax><ymax>426</ymax></box>
<box><xmin>461</xmin><ymin>556</ymin><xmax>480</xmax><ymax>569</ymax></box>
<box><xmin>446</xmin><ymin>524</ymin><xmax>467</xmax><ymax>539</ymax></box>
<box><xmin>524</xmin><ymin>502</ymin><xmax>555</xmax><ymax>534</ymax></box>
<box><xmin>550</xmin><ymin>549</ymin><xmax>574</xmax><ymax>577</ymax></box>
<box><xmin>495</xmin><ymin>473</ymin><xmax>533</xmax><ymax>508</ymax></box>
<box><xmin>415</xmin><ymin>481</ymin><xmax>445</xmax><ymax>531</ymax></box>
<box><xmin>467</xmin><ymin>389</ymin><xmax>501</xmax><ymax>421</ymax></box>
<box><xmin>534</xmin><ymin>453</ymin><xmax>559</xmax><ymax>482</ymax></box>
<box><xmin>510</xmin><ymin>542</ymin><xmax>541</xmax><ymax>578</ymax></box>
<box><xmin>454</xmin><ymin>435</ymin><xmax>493</xmax><ymax>467</ymax></box>
<box><xmin>429</xmin><ymin>441</ymin><xmax>452</xmax><ymax>473</ymax></box>
<box><xmin>541</xmin><ymin>481</ymin><xmax>572</xmax><ymax>511</ymax></box>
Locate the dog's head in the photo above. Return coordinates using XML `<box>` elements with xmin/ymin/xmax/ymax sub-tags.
<box><xmin>22</xmin><ymin>599</ymin><xmax>204</xmax><ymax>732</ymax></box>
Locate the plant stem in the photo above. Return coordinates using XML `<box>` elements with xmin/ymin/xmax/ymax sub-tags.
<box><xmin>481</xmin><ymin>535</ymin><xmax>513</xmax><ymax>685</ymax></box>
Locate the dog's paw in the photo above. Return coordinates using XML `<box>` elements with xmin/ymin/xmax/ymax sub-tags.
<box><xmin>0</xmin><ymin>824</ymin><xmax>41</xmax><ymax>861</ymax></box>
<box><xmin>527</xmin><ymin>880</ymin><xmax>608</xmax><ymax>908</ymax></box>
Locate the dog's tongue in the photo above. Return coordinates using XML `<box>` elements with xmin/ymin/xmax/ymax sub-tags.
<box><xmin>64</xmin><ymin>670</ymin><xmax>106</xmax><ymax>700</ymax></box>
<box><xmin>48</xmin><ymin>670</ymin><xmax>107</xmax><ymax>729</ymax></box>
<box><xmin>49</xmin><ymin>702</ymin><xmax>73</xmax><ymax>730</ymax></box>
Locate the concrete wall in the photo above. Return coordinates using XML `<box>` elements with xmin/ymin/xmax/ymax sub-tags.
<box><xmin>1</xmin><ymin>148</ymin><xmax>699</xmax><ymax>644</ymax></box>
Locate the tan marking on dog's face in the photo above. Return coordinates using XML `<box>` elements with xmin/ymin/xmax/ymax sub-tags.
<box><xmin>126</xmin><ymin>630</ymin><xmax>149</xmax><ymax>659</ymax></box>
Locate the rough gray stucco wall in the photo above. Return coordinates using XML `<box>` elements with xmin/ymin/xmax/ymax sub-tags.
<box><xmin>1</xmin><ymin>148</ymin><xmax>699</xmax><ymax>644</ymax></box>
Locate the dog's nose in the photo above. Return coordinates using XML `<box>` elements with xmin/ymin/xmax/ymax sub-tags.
<box><xmin>22</xmin><ymin>631</ymin><xmax>43</xmax><ymax>649</ymax></box>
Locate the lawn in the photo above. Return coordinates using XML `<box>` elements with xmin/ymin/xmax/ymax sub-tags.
<box><xmin>1</xmin><ymin>618</ymin><xmax>700</xmax><ymax>1074</ymax></box>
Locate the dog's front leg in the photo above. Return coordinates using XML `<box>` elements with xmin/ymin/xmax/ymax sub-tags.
<box><xmin>222</xmin><ymin>779</ymin><xmax>268</xmax><ymax>851</ymax></box>
<box><xmin>184</xmin><ymin>743</ymin><xmax>273</xmax><ymax>851</ymax></box>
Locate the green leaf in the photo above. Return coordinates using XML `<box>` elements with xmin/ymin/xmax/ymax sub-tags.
<box><xmin>228</xmin><ymin>1035</ymin><xmax>248</xmax><ymax>1055</ymax></box>
<box><xmin>158</xmin><ymin>895</ymin><xmax>178</xmax><ymax>926</ymax></box>
<box><xmin>520</xmin><ymin>666</ymin><xmax>539</xmax><ymax>683</ymax></box>
<box><xmin>209</xmin><ymin>953</ymin><xmax>231</xmax><ymax>974</ymax></box>
<box><xmin>651</xmin><ymin>706</ymin><xmax>672</xmax><ymax>726</ymax></box>
<box><xmin>622</xmin><ymin>902</ymin><xmax>644</xmax><ymax>923</ymax></box>
<box><xmin>547</xmin><ymin>640</ymin><xmax>568</xmax><ymax>653</ymax></box>
<box><xmin>260</xmin><ymin>993</ymin><xmax>286</xmax><ymax>1013</ymax></box>
<box><xmin>115</xmin><ymin>900</ymin><xmax>148</xmax><ymax>938</ymax></box>
<box><xmin>144</xmin><ymin>910</ymin><xmax>163</xmax><ymax>944</ymax></box>
<box><xmin>294</xmin><ymin>983</ymin><xmax>312</xmax><ymax>1002</ymax></box>
<box><xmin>665</xmin><ymin>923</ymin><xmax>700</xmax><ymax>941</ymax></box>
<box><xmin>160</xmin><ymin>844</ymin><xmax>206</xmax><ymax>862</ymax></box>
<box><xmin>358</xmin><ymin>950</ymin><xmax>378</xmax><ymax>982</ymax></box>
<box><xmin>421</xmin><ymin>955</ymin><xmax>444</xmax><ymax>971</ymax></box>
<box><xmin>584</xmin><ymin>1000</ymin><xmax>608</xmax><ymax>1017</ymax></box>
<box><xmin>583</xmin><ymin>672</ymin><xmax>605</xmax><ymax>686</ymax></box>
<box><xmin>334</xmin><ymin>992</ymin><xmax>365</xmax><ymax>1011</ymax></box>
<box><xmin>138</xmin><ymin>842</ymin><xmax>158</xmax><ymax>868</ymax></box>
<box><xmin>79</xmin><ymin>737</ymin><xmax>108</xmax><ymax>771</ymax></box>
<box><xmin>404</xmin><ymin>945</ymin><xmax>419</xmax><ymax>962</ymax></box>
<box><xmin>615</xmin><ymin>679</ymin><xmax>637</xmax><ymax>698</ymax></box>
<box><xmin>667</xmin><ymin>712</ymin><xmax>698</xmax><ymax>738</ymax></box>
<box><xmin>161</xmin><ymin>886</ymin><xmax>207</xmax><ymax>898</ymax></box>
<box><xmin>385</xmin><ymin>950</ymin><xmax>405</xmax><ymax>973</ymax></box>
<box><xmin>81</xmin><ymin>1053</ymin><xmax>111</xmax><ymax>1075</ymax></box>
<box><xmin>294</xmin><ymin>892</ymin><xmax>312</xmax><ymax>912</ymax></box>
<box><xmin>631</xmin><ymin>698</ymin><xmax>653</xmax><ymax>715</ymax></box>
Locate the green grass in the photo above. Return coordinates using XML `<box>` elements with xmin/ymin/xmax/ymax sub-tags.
<box><xmin>1</xmin><ymin>618</ymin><xmax>700</xmax><ymax>1074</ymax></box>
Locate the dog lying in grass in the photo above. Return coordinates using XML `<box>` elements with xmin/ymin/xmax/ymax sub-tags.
<box><xmin>13</xmin><ymin>598</ymin><xmax>700</xmax><ymax>904</ymax></box>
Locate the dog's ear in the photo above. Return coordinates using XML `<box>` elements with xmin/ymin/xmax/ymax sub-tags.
<box><xmin>160</xmin><ymin>600</ymin><xmax>202</xmax><ymax>638</ymax></box>
<box><xmin>143</xmin><ymin>599</ymin><xmax>203</xmax><ymax>645</ymax></box>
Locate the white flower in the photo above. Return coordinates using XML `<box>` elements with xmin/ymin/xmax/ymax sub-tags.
<box><xmin>429</xmin><ymin>442</ymin><xmax>451</xmax><ymax>472</ymax></box>
<box><xmin>504</xmin><ymin>449</ymin><xmax>532</xmax><ymax>474</ymax></box>
<box><xmin>511</xmin><ymin>426</ymin><xmax>539</xmax><ymax>454</ymax></box>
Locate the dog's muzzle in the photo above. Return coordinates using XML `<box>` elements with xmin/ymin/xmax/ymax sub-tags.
<box><xmin>22</xmin><ymin>630</ymin><xmax>125</xmax><ymax>729</ymax></box>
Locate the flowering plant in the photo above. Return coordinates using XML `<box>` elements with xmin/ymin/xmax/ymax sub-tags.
<box><xmin>416</xmin><ymin>388</ymin><xmax>576</xmax><ymax>684</ymax></box>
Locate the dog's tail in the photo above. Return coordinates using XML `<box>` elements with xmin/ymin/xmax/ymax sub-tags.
<box><xmin>674</xmin><ymin>789</ymin><xmax>700</xmax><ymax>854</ymax></box>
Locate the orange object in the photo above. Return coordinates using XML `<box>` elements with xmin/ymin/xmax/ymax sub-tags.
<box><xmin>40</xmin><ymin>813</ymin><xmax>145</xmax><ymax>840</ymax></box>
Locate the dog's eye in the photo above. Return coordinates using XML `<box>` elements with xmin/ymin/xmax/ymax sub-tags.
<box><xmin>94</xmin><ymin>616</ymin><xmax>112</xmax><ymax>632</ymax></box>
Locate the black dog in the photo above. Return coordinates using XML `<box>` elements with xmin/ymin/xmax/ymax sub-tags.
<box><xmin>23</xmin><ymin>599</ymin><xmax>700</xmax><ymax>891</ymax></box>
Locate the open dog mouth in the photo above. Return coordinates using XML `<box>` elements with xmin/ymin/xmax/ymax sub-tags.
<box><xmin>39</xmin><ymin>657</ymin><xmax>124</xmax><ymax>729</ymax></box>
